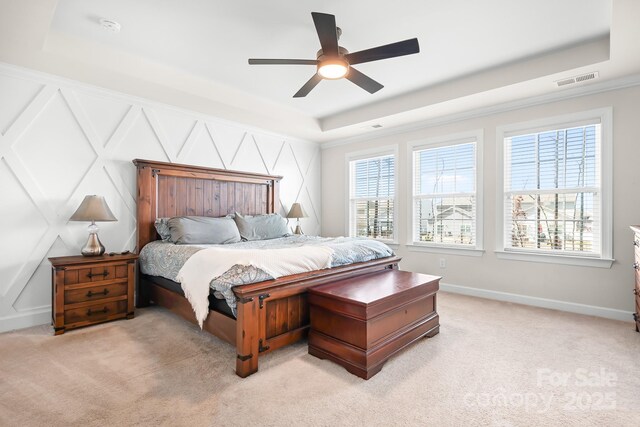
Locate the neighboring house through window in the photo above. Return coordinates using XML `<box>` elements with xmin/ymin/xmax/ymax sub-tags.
<box><xmin>347</xmin><ymin>148</ymin><xmax>397</xmax><ymax>242</ymax></box>
<box><xmin>497</xmin><ymin>108</ymin><xmax>613</xmax><ymax>267</ymax></box>
<box><xmin>409</xmin><ymin>130</ymin><xmax>483</xmax><ymax>253</ymax></box>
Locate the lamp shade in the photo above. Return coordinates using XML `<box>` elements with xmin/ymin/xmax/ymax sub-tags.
<box><xmin>286</xmin><ymin>203</ymin><xmax>307</xmax><ymax>219</ymax></box>
<box><xmin>69</xmin><ymin>195</ymin><xmax>117</xmax><ymax>222</ymax></box>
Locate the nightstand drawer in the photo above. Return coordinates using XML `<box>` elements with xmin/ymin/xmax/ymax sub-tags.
<box><xmin>63</xmin><ymin>263</ymin><xmax>129</xmax><ymax>286</ymax></box>
<box><xmin>64</xmin><ymin>300</ymin><xmax>128</xmax><ymax>325</ymax></box>
<box><xmin>64</xmin><ymin>282</ymin><xmax>128</xmax><ymax>305</ymax></box>
<box><xmin>50</xmin><ymin>253</ymin><xmax>137</xmax><ymax>335</ymax></box>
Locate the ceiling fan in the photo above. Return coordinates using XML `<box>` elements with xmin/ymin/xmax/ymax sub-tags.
<box><xmin>248</xmin><ymin>12</ymin><xmax>420</xmax><ymax>98</ymax></box>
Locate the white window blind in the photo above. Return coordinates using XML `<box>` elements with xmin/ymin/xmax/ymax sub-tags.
<box><xmin>412</xmin><ymin>141</ymin><xmax>477</xmax><ymax>246</ymax></box>
<box><xmin>349</xmin><ymin>154</ymin><xmax>395</xmax><ymax>240</ymax></box>
<box><xmin>503</xmin><ymin>123</ymin><xmax>601</xmax><ymax>256</ymax></box>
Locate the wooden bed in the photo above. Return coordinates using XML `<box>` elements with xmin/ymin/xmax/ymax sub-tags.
<box><xmin>133</xmin><ymin>159</ymin><xmax>401</xmax><ymax>377</ymax></box>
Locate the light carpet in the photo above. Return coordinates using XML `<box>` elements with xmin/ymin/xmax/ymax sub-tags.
<box><xmin>1</xmin><ymin>292</ymin><xmax>639</xmax><ymax>427</ymax></box>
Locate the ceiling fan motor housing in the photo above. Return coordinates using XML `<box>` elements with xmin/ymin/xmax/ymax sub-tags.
<box><xmin>316</xmin><ymin>46</ymin><xmax>350</xmax><ymax>59</ymax></box>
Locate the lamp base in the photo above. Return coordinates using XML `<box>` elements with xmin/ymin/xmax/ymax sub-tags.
<box><xmin>293</xmin><ymin>224</ymin><xmax>304</xmax><ymax>235</ymax></box>
<box><xmin>81</xmin><ymin>223</ymin><xmax>106</xmax><ymax>256</ymax></box>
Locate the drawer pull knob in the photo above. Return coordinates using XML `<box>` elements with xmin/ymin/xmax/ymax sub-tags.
<box><xmin>86</xmin><ymin>289</ymin><xmax>109</xmax><ymax>298</ymax></box>
<box><xmin>87</xmin><ymin>269</ymin><xmax>109</xmax><ymax>279</ymax></box>
<box><xmin>634</xmin><ymin>288</ymin><xmax>639</xmax><ymax>296</ymax></box>
<box><xmin>87</xmin><ymin>307</ymin><xmax>108</xmax><ymax>316</ymax></box>
<box><xmin>634</xmin><ymin>262</ymin><xmax>639</xmax><ymax>271</ymax></box>
<box><xmin>635</xmin><ymin>240</ymin><xmax>640</xmax><ymax>247</ymax></box>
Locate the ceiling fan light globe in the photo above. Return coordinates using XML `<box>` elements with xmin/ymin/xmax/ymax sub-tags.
<box><xmin>318</xmin><ymin>60</ymin><xmax>349</xmax><ymax>79</ymax></box>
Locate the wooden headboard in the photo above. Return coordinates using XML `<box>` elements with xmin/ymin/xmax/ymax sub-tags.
<box><xmin>133</xmin><ymin>159</ymin><xmax>282</xmax><ymax>251</ymax></box>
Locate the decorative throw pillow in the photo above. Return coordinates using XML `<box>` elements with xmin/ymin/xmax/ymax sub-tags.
<box><xmin>234</xmin><ymin>212</ymin><xmax>290</xmax><ymax>241</ymax></box>
<box><xmin>167</xmin><ymin>216</ymin><xmax>241</xmax><ymax>245</ymax></box>
<box><xmin>154</xmin><ymin>218</ymin><xmax>172</xmax><ymax>241</ymax></box>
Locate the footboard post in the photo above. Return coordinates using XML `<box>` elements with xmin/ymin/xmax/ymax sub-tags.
<box><xmin>236</xmin><ymin>296</ymin><xmax>260</xmax><ymax>377</ymax></box>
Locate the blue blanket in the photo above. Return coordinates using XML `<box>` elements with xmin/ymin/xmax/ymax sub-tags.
<box><xmin>139</xmin><ymin>235</ymin><xmax>394</xmax><ymax>315</ymax></box>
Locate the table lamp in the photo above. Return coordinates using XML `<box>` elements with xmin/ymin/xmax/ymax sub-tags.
<box><xmin>286</xmin><ymin>202</ymin><xmax>307</xmax><ymax>235</ymax></box>
<box><xmin>70</xmin><ymin>195</ymin><xmax>117</xmax><ymax>256</ymax></box>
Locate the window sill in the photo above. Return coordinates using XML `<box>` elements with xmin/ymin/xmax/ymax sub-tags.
<box><xmin>405</xmin><ymin>244</ymin><xmax>485</xmax><ymax>257</ymax></box>
<box><xmin>495</xmin><ymin>250</ymin><xmax>614</xmax><ymax>268</ymax></box>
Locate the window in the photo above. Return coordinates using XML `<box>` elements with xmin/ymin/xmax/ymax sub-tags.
<box><xmin>348</xmin><ymin>152</ymin><xmax>396</xmax><ymax>241</ymax></box>
<box><xmin>497</xmin><ymin>109</ymin><xmax>613</xmax><ymax>267</ymax></box>
<box><xmin>410</xmin><ymin>131</ymin><xmax>482</xmax><ymax>252</ymax></box>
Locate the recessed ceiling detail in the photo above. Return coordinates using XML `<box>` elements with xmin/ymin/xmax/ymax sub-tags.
<box><xmin>4</xmin><ymin>0</ymin><xmax>636</xmax><ymax>143</ymax></box>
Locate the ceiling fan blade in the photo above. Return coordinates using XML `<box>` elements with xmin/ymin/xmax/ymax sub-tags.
<box><xmin>293</xmin><ymin>74</ymin><xmax>323</xmax><ymax>98</ymax></box>
<box><xmin>345</xmin><ymin>38</ymin><xmax>420</xmax><ymax>65</ymax></box>
<box><xmin>248</xmin><ymin>59</ymin><xmax>318</xmax><ymax>65</ymax></box>
<box><xmin>311</xmin><ymin>12</ymin><xmax>339</xmax><ymax>56</ymax></box>
<box><xmin>346</xmin><ymin>68</ymin><xmax>384</xmax><ymax>94</ymax></box>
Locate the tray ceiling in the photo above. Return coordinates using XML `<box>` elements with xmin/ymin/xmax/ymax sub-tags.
<box><xmin>2</xmin><ymin>0</ymin><xmax>638</xmax><ymax>142</ymax></box>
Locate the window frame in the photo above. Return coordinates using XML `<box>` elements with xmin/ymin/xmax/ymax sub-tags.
<box><xmin>345</xmin><ymin>145</ymin><xmax>399</xmax><ymax>244</ymax></box>
<box><xmin>496</xmin><ymin>108</ymin><xmax>613</xmax><ymax>268</ymax></box>
<box><xmin>406</xmin><ymin>130</ymin><xmax>484</xmax><ymax>256</ymax></box>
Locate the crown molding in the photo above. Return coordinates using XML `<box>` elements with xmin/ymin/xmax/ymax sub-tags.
<box><xmin>321</xmin><ymin>73</ymin><xmax>640</xmax><ymax>150</ymax></box>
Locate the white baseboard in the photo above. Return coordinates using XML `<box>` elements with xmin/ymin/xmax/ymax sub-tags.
<box><xmin>440</xmin><ymin>282</ymin><xmax>634</xmax><ymax>322</ymax></box>
<box><xmin>0</xmin><ymin>285</ymin><xmax>633</xmax><ymax>333</ymax></box>
<box><xmin>0</xmin><ymin>308</ymin><xmax>51</xmax><ymax>333</ymax></box>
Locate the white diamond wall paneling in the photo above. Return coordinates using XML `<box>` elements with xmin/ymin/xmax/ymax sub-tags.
<box><xmin>0</xmin><ymin>64</ymin><xmax>321</xmax><ymax>332</ymax></box>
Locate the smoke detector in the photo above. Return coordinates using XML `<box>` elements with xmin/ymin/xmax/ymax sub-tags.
<box><xmin>99</xmin><ymin>18</ymin><xmax>121</xmax><ymax>33</ymax></box>
<box><xmin>555</xmin><ymin>71</ymin><xmax>599</xmax><ymax>87</ymax></box>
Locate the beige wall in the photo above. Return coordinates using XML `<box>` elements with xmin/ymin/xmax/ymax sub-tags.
<box><xmin>322</xmin><ymin>86</ymin><xmax>640</xmax><ymax>315</ymax></box>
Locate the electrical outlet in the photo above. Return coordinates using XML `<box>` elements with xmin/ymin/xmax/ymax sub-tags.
<box><xmin>439</xmin><ymin>258</ymin><xmax>446</xmax><ymax>268</ymax></box>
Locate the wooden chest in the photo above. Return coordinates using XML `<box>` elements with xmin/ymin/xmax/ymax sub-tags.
<box><xmin>631</xmin><ymin>226</ymin><xmax>640</xmax><ymax>332</ymax></box>
<box><xmin>49</xmin><ymin>253</ymin><xmax>137</xmax><ymax>335</ymax></box>
<box><xmin>308</xmin><ymin>270</ymin><xmax>440</xmax><ymax>379</ymax></box>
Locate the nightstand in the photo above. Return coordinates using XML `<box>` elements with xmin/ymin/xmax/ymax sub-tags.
<box><xmin>49</xmin><ymin>253</ymin><xmax>137</xmax><ymax>335</ymax></box>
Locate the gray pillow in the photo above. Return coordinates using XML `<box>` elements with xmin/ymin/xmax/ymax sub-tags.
<box><xmin>234</xmin><ymin>212</ymin><xmax>290</xmax><ymax>241</ymax></box>
<box><xmin>167</xmin><ymin>216</ymin><xmax>241</xmax><ymax>245</ymax></box>
<box><xmin>154</xmin><ymin>218</ymin><xmax>172</xmax><ymax>241</ymax></box>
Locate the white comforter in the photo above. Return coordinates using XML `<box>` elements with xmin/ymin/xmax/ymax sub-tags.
<box><xmin>176</xmin><ymin>245</ymin><xmax>334</xmax><ymax>327</ymax></box>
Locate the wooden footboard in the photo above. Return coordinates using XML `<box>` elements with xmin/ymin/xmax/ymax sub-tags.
<box><xmin>233</xmin><ymin>256</ymin><xmax>400</xmax><ymax>377</ymax></box>
<box><xmin>140</xmin><ymin>256</ymin><xmax>400</xmax><ymax>377</ymax></box>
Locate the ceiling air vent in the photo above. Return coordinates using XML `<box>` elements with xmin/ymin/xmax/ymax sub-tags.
<box><xmin>555</xmin><ymin>71</ymin><xmax>599</xmax><ymax>87</ymax></box>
